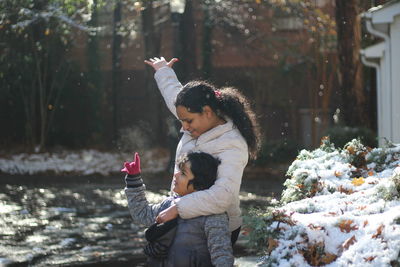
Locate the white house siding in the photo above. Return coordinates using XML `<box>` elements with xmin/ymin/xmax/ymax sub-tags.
<box><xmin>381</xmin><ymin>50</ymin><xmax>392</xmax><ymax>143</ymax></box>
<box><xmin>361</xmin><ymin>2</ymin><xmax>400</xmax><ymax>145</ymax></box>
<box><xmin>391</xmin><ymin>14</ymin><xmax>400</xmax><ymax>142</ymax></box>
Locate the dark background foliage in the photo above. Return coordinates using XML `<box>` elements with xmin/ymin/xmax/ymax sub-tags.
<box><xmin>0</xmin><ymin>0</ymin><xmax>384</xmax><ymax>163</ymax></box>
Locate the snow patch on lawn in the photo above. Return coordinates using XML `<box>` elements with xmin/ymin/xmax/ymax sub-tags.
<box><xmin>0</xmin><ymin>149</ymin><xmax>169</xmax><ymax>176</ymax></box>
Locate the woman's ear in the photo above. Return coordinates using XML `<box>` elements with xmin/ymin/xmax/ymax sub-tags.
<box><xmin>202</xmin><ymin>105</ymin><xmax>214</xmax><ymax>118</ymax></box>
<box><xmin>188</xmin><ymin>183</ymin><xmax>196</xmax><ymax>193</ymax></box>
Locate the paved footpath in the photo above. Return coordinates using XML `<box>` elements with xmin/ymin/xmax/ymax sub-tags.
<box><xmin>235</xmin><ymin>256</ymin><xmax>261</xmax><ymax>266</ymax></box>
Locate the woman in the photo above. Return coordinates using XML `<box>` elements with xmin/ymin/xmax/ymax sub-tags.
<box><xmin>144</xmin><ymin>57</ymin><xmax>261</xmax><ymax>244</ymax></box>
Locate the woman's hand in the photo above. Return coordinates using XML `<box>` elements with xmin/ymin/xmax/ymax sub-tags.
<box><xmin>156</xmin><ymin>204</ymin><xmax>178</xmax><ymax>223</ymax></box>
<box><xmin>144</xmin><ymin>57</ymin><xmax>178</xmax><ymax>71</ymax></box>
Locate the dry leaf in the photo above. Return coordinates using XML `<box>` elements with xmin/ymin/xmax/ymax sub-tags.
<box><xmin>309</xmin><ymin>181</ymin><xmax>323</xmax><ymax>197</ymax></box>
<box><xmin>308</xmin><ymin>224</ymin><xmax>325</xmax><ymax>231</ymax></box>
<box><xmin>300</xmin><ymin>241</ymin><xmax>338</xmax><ymax>266</ymax></box>
<box><xmin>341</xmin><ymin>235</ymin><xmax>356</xmax><ymax>250</ymax></box>
<box><xmin>320</xmin><ymin>253</ymin><xmax>338</xmax><ymax>265</ymax></box>
<box><xmin>368</xmin><ymin>170</ymin><xmax>374</xmax><ymax>176</ymax></box>
<box><xmin>372</xmin><ymin>225</ymin><xmax>384</xmax><ymax>239</ymax></box>
<box><xmin>363</xmin><ymin>220</ymin><xmax>369</xmax><ymax>227</ymax></box>
<box><xmin>351</xmin><ymin>177</ymin><xmax>365</xmax><ymax>186</ymax></box>
<box><xmin>273</xmin><ymin>210</ymin><xmax>297</xmax><ymax>226</ymax></box>
<box><xmin>338</xmin><ymin>185</ymin><xmax>354</xmax><ymax>194</ymax></box>
<box><xmin>334</xmin><ymin>171</ymin><xmax>343</xmax><ymax>177</ymax></box>
<box><xmin>364</xmin><ymin>256</ymin><xmax>376</xmax><ymax>262</ymax></box>
<box><xmin>357</xmin><ymin>206</ymin><xmax>367</xmax><ymax>210</ymax></box>
<box><xmin>338</xmin><ymin>220</ymin><xmax>359</xmax><ymax>233</ymax></box>
<box><xmin>267</xmin><ymin>238</ymin><xmax>279</xmax><ymax>254</ymax></box>
<box><xmin>347</xmin><ymin>146</ymin><xmax>356</xmax><ymax>155</ymax></box>
<box><xmin>324</xmin><ymin>212</ymin><xmax>338</xmax><ymax>217</ymax></box>
<box><xmin>241</xmin><ymin>227</ymin><xmax>251</xmax><ymax>236</ymax></box>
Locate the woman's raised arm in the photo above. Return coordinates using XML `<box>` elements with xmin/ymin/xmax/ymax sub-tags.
<box><xmin>144</xmin><ymin>57</ymin><xmax>181</xmax><ymax>118</ymax></box>
<box><xmin>144</xmin><ymin>57</ymin><xmax>178</xmax><ymax>71</ymax></box>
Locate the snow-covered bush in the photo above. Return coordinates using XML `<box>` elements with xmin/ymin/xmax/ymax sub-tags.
<box><xmin>244</xmin><ymin>138</ymin><xmax>400</xmax><ymax>266</ymax></box>
<box><xmin>281</xmin><ymin>138</ymin><xmax>400</xmax><ymax>204</ymax></box>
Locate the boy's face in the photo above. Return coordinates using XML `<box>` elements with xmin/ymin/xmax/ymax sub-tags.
<box><xmin>172</xmin><ymin>161</ymin><xmax>195</xmax><ymax>196</ymax></box>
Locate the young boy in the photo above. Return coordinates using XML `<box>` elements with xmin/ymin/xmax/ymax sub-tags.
<box><xmin>122</xmin><ymin>152</ymin><xmax>234</xmax><ymax>267</ymax></box>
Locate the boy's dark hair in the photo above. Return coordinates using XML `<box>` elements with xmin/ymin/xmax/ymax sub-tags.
<box><xmin>177</xmin><ymin>152</ymin><xmax>221</xmax><ymax>191</ymax></box>
<box><xmin>174</xmin><ymin>80</ymin><xmax>261</xmax><ymax>160</ymax></box>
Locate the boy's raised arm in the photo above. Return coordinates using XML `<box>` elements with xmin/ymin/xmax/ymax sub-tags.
<box><xmin>122</xmin><ymin>153</ymin><xmax>172</xmax><ymax>226</ymax></box>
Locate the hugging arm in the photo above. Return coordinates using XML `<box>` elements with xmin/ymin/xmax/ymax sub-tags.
<box><xmin>175</xmin><ymin>146</ymin><xmax>247</xmax><ymax>218</ymax></box>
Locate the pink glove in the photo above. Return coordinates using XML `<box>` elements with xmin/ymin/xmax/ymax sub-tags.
<box><xmin>121</xmin><ymin>152</ymin><xmax>141</xmax><ymax>175</ymax></box>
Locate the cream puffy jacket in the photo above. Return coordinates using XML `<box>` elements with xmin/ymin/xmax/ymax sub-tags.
<box><xmin>154</xmin><ymin>67</ymin><xmax>248</xmax><ymax>231</ymax></box>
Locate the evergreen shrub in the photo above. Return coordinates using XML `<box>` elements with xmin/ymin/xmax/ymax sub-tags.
<box><xmin>324</xmin><ymin>125</ymin><xmax>377</xmax><ymax>148</ymax></box>
<box><xmin>255</xmin><ymin>138</ymin><xmax>299</xmax><ymax>166</ymax></box>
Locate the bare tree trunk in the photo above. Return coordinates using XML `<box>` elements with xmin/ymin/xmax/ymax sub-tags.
<box><xmin>38</xmin><ymin>38</ymin><xmax>48</xmax><ymax>151</ymax></box>
<box><xmin>202</xmin><ymin>1</ymin><xmax>213</xmax><ymax>79</ymax></box>
<box><xmin>86</xmin><ymin>0</ymin><xmax>103</xmax><ymax>142</ymax></box>
<box><xmin>335</xmin><ymin>0</ymin><xmax>368</xmax><ymax>127</ymax></box>
<box><xmin>180</xmin><ymin>0</ymin><xmax>197</xmax><ymax>80</ymax></box>
<box><xmin>20</xmin><ymin>74</ymin><xmax>37</xmax><ymax>150</ymax></box>
<box><xmin>141</xmin><ymin>0</ymin><xmax>162</xmax><ymax>143</ymax></box>
<box><xmin>29</xmin><ymin>16</ymin><xmax>47</xmax><ymax>152</ymax></box>
<box><xmin>112</xmin><ymin>0</ymin><xmax>122</xmax><ymax>143</ymax></box>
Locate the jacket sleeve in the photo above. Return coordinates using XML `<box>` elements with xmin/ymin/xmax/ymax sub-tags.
<box><xmin>154</xmin><ymin>66</ymin><xmax>183</xmax><ymax>118</ymax></box>
<box><xmin>125</xmin><ymin>180</ymin><xmax>173</xmax><ymax>227</ymax></box>
<box><xmin>175</xmin><ymin>143</ymin><xmax>248</xmax><ymax>218</ymax></box>
<box><xmin>204</xmin><ymin>213</ymin><xmax>234</xmax><ymax>267</ymax></box>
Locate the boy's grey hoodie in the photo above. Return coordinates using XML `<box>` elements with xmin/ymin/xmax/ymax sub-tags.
<box><xmin>124</xmin><ymin>175</ymin><xmax>234</xmax><ymax>267</ymax></box>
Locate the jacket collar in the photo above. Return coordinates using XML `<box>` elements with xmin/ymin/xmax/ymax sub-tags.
<box><xmin>180</xmin><ymin>118</ymin><xmax>235</xmax><ymax>146</ymax></box>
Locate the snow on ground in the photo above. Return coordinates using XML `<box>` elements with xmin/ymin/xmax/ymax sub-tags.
<box><xmin>0</xmin><ymin>149</ymin><xmax>169</xmax><ymax>176</ymax></box>
<box><xmin>1</xmin><ymin>140</ymin><xmax>399</xmax><ymax>266</ymax></box>
<box><xmin>251</xmin><ymin>139</ymin><xmax>400</xmax><ymax>267</ymax></box>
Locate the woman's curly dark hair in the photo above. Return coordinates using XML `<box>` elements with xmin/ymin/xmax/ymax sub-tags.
<box><xmin>175</xmin><ymin>80</ymin><xmax>261</xmax><ymax>159</ymax></box>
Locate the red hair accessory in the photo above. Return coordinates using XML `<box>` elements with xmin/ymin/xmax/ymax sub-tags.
<box><xmin>214</xmin><ymin>90</ymin><xmax>222</xmax><ymax>99</ymax></box>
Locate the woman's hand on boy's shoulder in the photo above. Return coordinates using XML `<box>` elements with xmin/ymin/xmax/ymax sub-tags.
<box><xmin>156</xmin><ymin>204</ymin><xmax>178</xmax><ymax>223</ymax></box>
<box><xmin>144</xmin><ymin>57</ymin><xmax>178</xmax><ymax>71</ymax></box>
